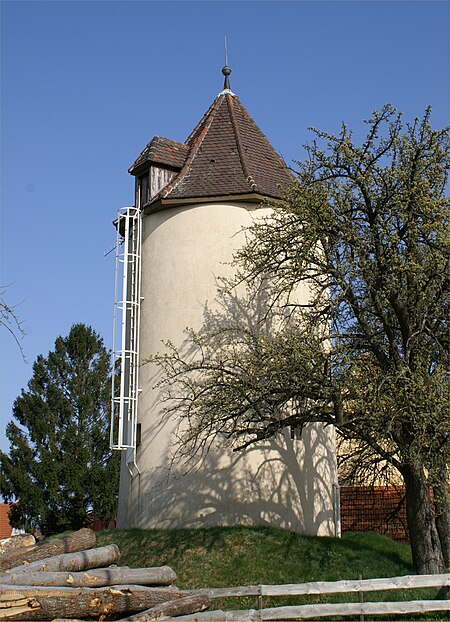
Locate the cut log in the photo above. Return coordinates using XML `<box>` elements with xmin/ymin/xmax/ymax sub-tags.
<box><xmin>0</xmin><ymin>535</ymin><xmax>35</xmax><ymax>556</ymax></box>
<box><xmin>0</xmin><ymin>584</ymin><xmax>184</xmax><ymax>620</ymax></box>
<box><xmin>0</xmin><ymin>565</ymin><xmax>176</xmax><ymax>587</ymax></box>
<box><xmin>0</xmin><ymin>588</ymin><xmax>40</xmax><ymax>618</ymax></box>
<box><xmin>0</xmin><ymin>529</ymin><xmax>96</xmax><ymax>572</ymax></box>
<box><xmin>120</xmin><ymin>594</ymin><xmax>212</xmax><ymax>621</ymax></box>
<box><xmin>7</xmin><ymin>545</ymin><xmax>120</xmax><ymax>575</ymax></box>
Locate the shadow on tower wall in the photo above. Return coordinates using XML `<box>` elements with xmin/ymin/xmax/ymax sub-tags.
<box><xmin>126</xmin><ymin>420</ymin><xmax>337</xmax><ymax>535</ymax></box>
<box><xmin>121</xmin><ymin>270</ymin><xmax>338</xmax><ymax>536</ymax></box>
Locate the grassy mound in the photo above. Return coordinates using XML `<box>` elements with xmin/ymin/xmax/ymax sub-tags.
<box><xmin>97</xmin><ymin>527</ymin><xmax>414</xmax><ymax>589</ymax></box>
<box><xmin>96</xmin><ymin>526</ymin><xmax>449</xmax><ymax>617</ymax></box>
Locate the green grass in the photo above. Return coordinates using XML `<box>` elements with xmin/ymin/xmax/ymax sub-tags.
<box><xmin>97</xmin><ymin>527</ymin><xmax>414</xmax><ymax>588</ymax></box>
<box><xmin>96</xmin><ymin>527</ymin><xmax>448</xmax><ymax>619</ymax></box>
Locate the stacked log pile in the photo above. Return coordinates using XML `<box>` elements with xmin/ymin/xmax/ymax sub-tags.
<box><xmin>0</xmin><ymin>529</ymin><xmax>210</xmax><ymax>621</ymax></box>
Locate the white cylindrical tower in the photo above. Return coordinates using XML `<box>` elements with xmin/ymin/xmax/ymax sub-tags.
<box><xmin>115</xmin><ymin>69</ymin><xmax>339</xmax><ymax>535</ymax></box>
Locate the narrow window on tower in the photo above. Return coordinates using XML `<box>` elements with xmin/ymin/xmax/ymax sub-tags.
<box><xmin>137</xmin><ymin>171</ymin><xmax>150</xmax><ymax>207</ymax></box>
<box><xmin>136</xmin><ymin>423</ymin><xmax>142</xmax><ymax>448</ymax></box>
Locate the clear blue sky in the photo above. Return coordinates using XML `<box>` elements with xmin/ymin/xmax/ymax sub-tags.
<box><xmin>1</xmin><ymin>0</ymin><xmax>448</xmax><ymax>453</ymax></box>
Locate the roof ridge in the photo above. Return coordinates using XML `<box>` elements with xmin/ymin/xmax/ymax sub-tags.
<box><xmin>226</xmin><ymin>94</ymin><xmax>257</xmax><ymax>192</ymax></box>
<box><xmin>155</xmin><ymin>136</ymin><xmax>186</xmax><ymax>146</ymax></box>
<box><xmin>185</xmin><ymin>96</ymin><xmax>220</xmax><ymax>145</ymax></box>
<box><xmin>161</xmin><ymin>95</ymin><xmax>225</xmax><ymax>199</ymax></box>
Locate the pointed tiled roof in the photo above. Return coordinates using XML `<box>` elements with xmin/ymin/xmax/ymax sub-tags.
<box><xmin>130</xmin><ymin>89</ymin><xmax>293</xmax><ymax>204</ymax></box>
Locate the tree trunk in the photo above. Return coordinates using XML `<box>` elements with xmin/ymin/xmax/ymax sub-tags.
<box><xmin>0</xmin><ymin>584</ymin><xmax>183</xmax><ymax>621</ymax></box>
<box><xmin>120</xmin><ymin>594</ymin><xmax>211</xmax><ymax>621</ymax></box>
<box><xmin>433</xmin><ymin>477</ymin><xmax>450</xmax><ymax>569</ymax></box>
<box><xmin>402</xmin><ymin>462</ymin><xmax>445</xmax><ymax>574</ymax></box>
<box><xmin>0</xmin><ymin>565</ymin><xmax>177</xmax><ymax>587</ymax></box>
<box><xmin>7</xmin><ymin>544</ymin><xmax>120</xmax><ymax>574</ymax></box>
<box><xmin>0</xmin><ymin>528</ymin><xmax>96</xmax><ymax>572</ymax></box>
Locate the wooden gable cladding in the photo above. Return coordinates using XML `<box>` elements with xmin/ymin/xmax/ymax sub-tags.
<box><xmin>151</xmin><ymin>167</ymin><xmax>177</xmax><ymax>200</ymax></box>
<box><xmin>136</xmin><ymin>166</ymin><xmax>177</xmax><ymax>207</ymax></box>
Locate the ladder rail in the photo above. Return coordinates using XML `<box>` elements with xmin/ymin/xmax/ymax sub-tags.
<box><xmin>110</xmin><ymin>207</ymin><xmax>142</xmax><ymax>462</ymax></box>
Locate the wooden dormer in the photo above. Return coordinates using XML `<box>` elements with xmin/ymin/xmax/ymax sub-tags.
<box><xmin>128</xmin><ymin>136</ymin><xmax>189</xmax><ymax>208</ymax></box>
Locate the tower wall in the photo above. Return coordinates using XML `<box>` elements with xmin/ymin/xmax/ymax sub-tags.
<box><xmin>118</xmin><ymin>201</ymin><xmax>339</xmax><ymax>535</ymax></box>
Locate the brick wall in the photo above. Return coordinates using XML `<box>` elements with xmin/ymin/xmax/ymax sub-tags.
<box><xmin>340</xmin><ymin>486</ymin><xmax>409</xmax><ymax>543</ymax></box>
<box><xmin>0</xmin><ymin>504</ymin><xmax>13</xmax><ymax>539</ymax></box>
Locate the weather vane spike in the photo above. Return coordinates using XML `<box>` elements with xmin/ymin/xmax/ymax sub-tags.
<box><xmin>222</xmin><ymin>36</ymin><xmax>231</xmax><ymax>91</ymax></box>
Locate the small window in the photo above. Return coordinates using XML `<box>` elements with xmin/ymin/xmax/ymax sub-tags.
<box><xmin>138</xmin><ymin>172</ymin><xmax>150</xmax><ymax>207</ymax></box>
<box><xmin>290</xmin><ymin>426</ymin><xmax>302</xmax><ymax>441</ymax></box>
<box><xmin>136</xmin><ymin>423</ymin><xmax>142</xmax><ymax>448</ymax></box>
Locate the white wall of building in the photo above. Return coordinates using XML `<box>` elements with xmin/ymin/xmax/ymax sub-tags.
<box><xmin>118</xmin><ymin>201</ymin><xmax>338</xmax><ymax>535</ymax></box>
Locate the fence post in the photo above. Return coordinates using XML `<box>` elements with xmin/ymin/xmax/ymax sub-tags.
<box><xmin>258</xmin><ymin>584</ymin><xmax>263</xmax><ymax>618</ymax></box>
<box><xmin>358</xmin><ymin>574</ymin><xmax>364</xmax><ymax>622</ymax></box>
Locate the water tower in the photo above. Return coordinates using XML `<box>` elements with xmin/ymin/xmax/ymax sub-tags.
<box><xmin>111</xmin><ymin>67</ymin><xmax>339</xmax><ymax>535</ymax></box>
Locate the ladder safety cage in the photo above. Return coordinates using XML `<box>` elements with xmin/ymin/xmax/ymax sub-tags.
<box><xmin>110</xmin><ymin>207</ymin><xmax>143</xmax><ymax>462</ymax></box>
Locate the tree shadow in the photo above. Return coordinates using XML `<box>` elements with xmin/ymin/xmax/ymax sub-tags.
<box><xmin>119</xmin><ymin>275</ymin><xmax>339</xmax><ymax>538</ymax></box>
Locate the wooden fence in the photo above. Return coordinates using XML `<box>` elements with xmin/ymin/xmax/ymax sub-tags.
<box><xmin>180</xmin><ymin>573</ymin><xmax>450</xmax><ymax>620</ymax></box>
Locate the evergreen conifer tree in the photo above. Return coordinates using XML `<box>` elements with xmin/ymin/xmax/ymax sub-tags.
<box><xmin>0</xmin><ymin>323</ymin><xmax>119</xmax><ymax>533</ymax></box>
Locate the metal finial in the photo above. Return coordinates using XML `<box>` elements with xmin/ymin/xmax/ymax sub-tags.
<box><xmin>222</xmin><ymin>64</ymin><xmax>231</xmax><ymax>90</ymax></box>
<box><xmin>222</xmin><ymin>36</ymin><xmax>231</xmax><ymax>90</ymax></box>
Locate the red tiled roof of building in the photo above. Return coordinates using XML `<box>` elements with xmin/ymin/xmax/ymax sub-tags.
<box><xmin>129</xmin><ymin>87</ymin><xmax>293</xmax><ymax>204</ymax></box>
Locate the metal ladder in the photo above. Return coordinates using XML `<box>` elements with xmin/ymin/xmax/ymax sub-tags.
<box><xmin>110</xmin><ymin>207</ymin><xmax>142</xmax><ymax>473</ymax></box>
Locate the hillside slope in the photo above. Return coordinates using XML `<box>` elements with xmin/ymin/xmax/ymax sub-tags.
<box><xmin>97</xmin><ymin>526</ymin><xmax>414</xmax><ymax>591</ymax></box>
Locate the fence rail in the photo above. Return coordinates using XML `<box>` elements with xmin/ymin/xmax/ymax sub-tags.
<box><xmin>181</xmin><ymin>573</ymin><xmax>450</xmax><ymax>621</ymax></box>
<box><xmin>191</xmin><ymin>573</ymin><xmax>449</xmax><ymax>598</ymax></box>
